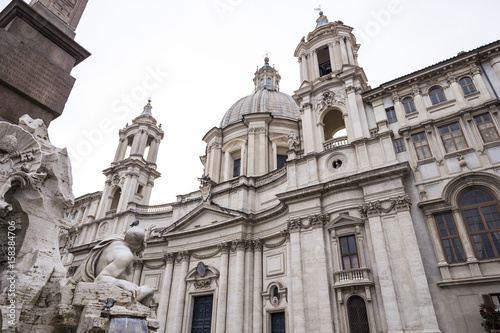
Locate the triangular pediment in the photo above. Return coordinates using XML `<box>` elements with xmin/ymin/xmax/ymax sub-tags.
<box><xmin>325</xmin><ymin>214</ymin><xmax>365</xmax><ymax>231</ymax></box>
<box><xmin>167</xmin><ymin>203</ymin><xmax>242</xmax><ymax>233</ymax></box>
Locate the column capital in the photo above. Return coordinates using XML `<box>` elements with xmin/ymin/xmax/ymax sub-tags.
<box><xmin>218</xmin><ymin>241</ymin><xmax>230</xmax><ymax>254</ymax></box>
<box><xmin>177</xmin><ymin>250</ymin><xmax>190</xmax><ymax>262</ymax></box>
<box><xmin>253</xmin><ymin>238</ymin><xmax>264</xmax><ymax>251</ymax></box>
<box><xmin>233</xmin><ymin>238</ymin><xmax>247</xmax><ymax>251</ymax></box>
<box><xmin>165</xmin><ymin>253</ymin><xmax>176</xmax><ymax>263</ymax></box>
<box><xmin>133</xmin><ymin>260</ymin><xmax>143</xmax><ymax>269</ymax></box>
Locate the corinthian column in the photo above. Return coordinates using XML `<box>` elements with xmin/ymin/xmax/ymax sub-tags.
<box><xmin>132</xmin><ymin>260</ymin><xmax>143</xmax><ymax>285</ymax></box>
<box><xmin>216</xmin><ymin>242</ymin><xmax>230</xmax><ymax>333</ymax></box>
<box><xmin>230</xmin><ymin>239</ymin><xmax>246</xmax><ymax>332</ymax></box>
<box><xmin>244</xmin><ymin>241</ymin><xmax>254</xmax><ymax>333</ymax></box>
<box><xmin>172</xmin><ymin>251</ymin><xmax>190</xmax><ymax>333</ymax></box>
<box><xmin>159</xmin><ymin>253</ymin><xmax>176</xmax><ymax>333</ymax></box>
<box><xmin>253</xmin><ymin>239</ymin><xmax>263</xmax><ymax>333</ymax></box>
<box><xmin>288</xmin><ymin>221</ymin><xmax>306</xmax><ymax>332</ymax></box>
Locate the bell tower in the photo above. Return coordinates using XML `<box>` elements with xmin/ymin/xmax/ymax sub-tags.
<box><xmin>95</xmin><ymin>100</ymin><xmax>164</xmax><ymax>219</ymax></box>
<box><xmin>293</xmin><ymin>12</ymin><xmax>370</xmax><ymax>154</ymax></box>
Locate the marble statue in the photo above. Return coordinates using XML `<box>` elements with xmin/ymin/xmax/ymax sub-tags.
<box><xmin>73</xmin><ymin>225</ymin><xmax>156</xmax><ymax>306</ymax></box>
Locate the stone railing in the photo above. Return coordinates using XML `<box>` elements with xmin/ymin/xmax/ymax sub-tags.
<box><xmin>333</xmin><ymin>268</ymin><xmax>371</xmax><ymax>286</ymax></box>
<box><xmin>135</xmin><ymin>203</ymin><xmax>173</xmax><ymax>214</ymax></box>
<box><xmin>255</xmin><ymin>167</ymin><xmax>287</xmax><ymax>187</ymax></box>
<box><xmin>323</xmin><ymin>136</ymin><xmax>348</xmax><ymax>150</ymax></box>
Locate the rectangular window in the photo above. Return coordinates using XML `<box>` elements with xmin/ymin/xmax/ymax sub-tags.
<box><xmin>412</xmin><ymin>132</ymin><xmax>432</xmax><ymax>160</ymax></box>
<box><xmin>434</xmin><ymin>213</ymin><xmax>465</xmax><ymax>263</ymax></box>
<box><xmin>340</xmin><ymin>235</ymin><xmax>359</xmax><ymax>270</ymax></box>
<box><xmin>317</xmin><ymin>46</ymin><xmax>332</xmax><ymax>77</ymax></box>
<box><xmin>386</xmin><ymin>107</ymin><xmax>397</xmax><ymax>123</ymax></box>
<box><xmin>439</xmin><ymin>122</ymin><xmax>468</xmax><ymax>153</ymax></box>
<box><xmin>276</xmin><ymin>154</ymin><xmax>287</xmax><ymax>169</ymax></box>
<box><xmin>474</xmin><ymin>113</ymin><xmax>500</xmax><ymax>143</ymax></box>
<box><xmin>233</xmin><ymin>158</ymin><xmax>241</xmax><ymax>177</ymax></box>
<box><xmin>394</xmin><ymin>138</ymin><xmax>406</xmax><ymax>153</ymax></box>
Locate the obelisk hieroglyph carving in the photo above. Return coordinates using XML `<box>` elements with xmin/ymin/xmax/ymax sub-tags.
<box><xmin>30</xmin><ymin>0</ymin><xmax>89</xmax><ymax>29</ymax></box>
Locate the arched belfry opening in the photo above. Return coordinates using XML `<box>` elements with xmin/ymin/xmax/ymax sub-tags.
<box><xmin>323</xmin><ymin>109</ymin><xmax>346</xmax><ymax>139</ymax></box>
<box><xmin>110</xmin><ymin>187</ymin><xmax>121</xmax><ymax>212</ymax></box>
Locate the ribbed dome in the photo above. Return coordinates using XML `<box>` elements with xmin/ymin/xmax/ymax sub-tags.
<box><xmin>220</xmin><ymin>89</ymin><xmax>301</xmax><ymax>127</ymax></box>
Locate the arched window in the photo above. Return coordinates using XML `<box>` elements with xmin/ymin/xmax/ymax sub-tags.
<box><xmin>459</xmin><ymin>77</ymin><xmax>476</xmax><ymax>95</ymax></box>
<box><xmin>267</xmin><ymin>78</ymin><xmax>272</xmax><ymax>89</ymax></box>
<box><xmin>323</xmin><ymin>109</ymin><xmax>346</xmax><ymax>140</ymax></box>
<box><xmin>72</xmin><ymin>210</ymin><xmax>79</xmax><ymax>220</ymax></box>
<box><xmin>460</xmin><ymin>188</ymin><xmax>500</xmax><ymax>259</ymax></box>
<box><xmin>429</xmin><ymin>86</ymin><xmax>446</xmax><ymax>105</ymax></box>
<box><xmin>402</xmin><ymin>97</ymin><xmax>416</xmax><ymax>114</ymax></box>
<box><xmin>110</xmin><ymin>187</ymin><xmax>122</xmax><ymax>211</ymax></box>
<box><xmin>260</xmin><ymin>79</ymin><xmax>264</xmax><ymax>89</ymax></box>
<box><xmin>347</xmin><ymin>296</ymin><xmax>370</xmax><ymax>333</ymax></box>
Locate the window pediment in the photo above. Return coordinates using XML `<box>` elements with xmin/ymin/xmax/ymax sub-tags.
<box><xmin>325</xmin><ymin>215</ymin><xmax>364</xmax><ymax>232</ymax></box>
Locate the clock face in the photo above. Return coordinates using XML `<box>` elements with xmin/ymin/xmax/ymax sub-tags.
<box><xmin>99</xmin><ymin>222</ymin><xmax>109</xmax><ymax>236</ymax></box>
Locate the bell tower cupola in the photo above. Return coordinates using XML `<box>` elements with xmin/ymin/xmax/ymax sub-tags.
<box><xmin>95</xmin><ymin>100</ymin><xmax>164</xmax><ymax>219</ymax></box>
<box><xmin>293</xmin><ymin>12</ymin><xmax>370</xmax><ymax>154</ymax></box>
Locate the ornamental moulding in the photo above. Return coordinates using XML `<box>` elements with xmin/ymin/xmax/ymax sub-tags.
<box><xmin>358</xmin><ymin>194</ymin><xmax>411</xmax><ymax>217</ymax></box>
<box><xmin>314</xmin><ymin>90</ymin><xmax>346</xmax><ymax>112</ymax></box>
<box><xmin>287</xmin><ymin>213</ymin><xmax>329</xmax><ymax>231</ymax></box>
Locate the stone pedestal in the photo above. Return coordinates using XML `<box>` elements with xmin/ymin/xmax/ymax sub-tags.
<box><xmin>73</xmin><ymin>283</ymin><xmax>159</xmax><ymax>333</ymax></box>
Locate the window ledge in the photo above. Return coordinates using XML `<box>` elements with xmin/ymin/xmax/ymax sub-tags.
<box><xmin>405</xmin><ymin>111</ymin><xmax>419</xmax><ymax>120</ymax></box>
<box><xmin>443</xmin><ymin>147</ymin><xmax>475</xmax><ymax>159</ymax></box>
<box><xmin>437</xmin><ymin>275</ymin><xmax>500</xmax><ymax>287</ymax></box>
<box><xmin>483</xmin><ymin>139</ymin><xmax>500</xmax><ymax>149</ymax></box>
<box><xmin>464</xmin><ymin>91</ymin><xmax>481</xmax><ymax>100</ymax></box>
<box><xmin>416</xmin><ymin>156</ymin><xmax>436</xmax><ymax>166</ymax></box>
<box><xmin>426</xmin><ymin>99</ymin><xmax>456</xmax><ymax>113</ymax></box>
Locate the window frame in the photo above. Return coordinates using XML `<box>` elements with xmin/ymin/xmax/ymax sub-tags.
<box><xmin>339</xmin><ymin>235</ymin><xmax>360</xmax><ymax>270</ymax></box>
<box><xmin>412</xmin><ymin>132</ymin><xmax>432</xmax><ymax>160</ymax></box>
<box><xmin>460</xmin><ymin>188</ymin><xmax>500</xmax><ymax>259</ymax></box>
<box><xmin>434</xmin><ymin>212</ymin><xmax>466</xmax><ymax>263</ymax></box>
<box><xmin>402</xmin><ymin>96</ymin><xmax>417</xmax><ymax>115</ymax></box>
<box><xmin>393</xmin><ymin>138</ymin><xmax>406</xmax><ymax>153</ymax></box>
<box><xmin>459</xmin><ymin>77</ymin><xmax>476</xmax><ymax>95</ymax></box>
<box><xmin>438</xmin><ymin>122</ymin><xmax>468</xmax><ymax>153</ymax></box>
<box><xmin>429</xmin><ymin>86</ymin><xmax>447</xmax><ymax>105</ymax></box>
<box><xmin>385</xmin><ymin>107</ymin><xmax>397</xmax><ymax>123</ymax></box>
<box><xmin>474</xmin><ymin>113</ymin><xmax>500</xmax><ymax>144</ymax></box>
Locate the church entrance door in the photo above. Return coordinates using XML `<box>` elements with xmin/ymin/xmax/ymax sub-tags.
<box><xmin>271</xmin><ymin>311</ymin><xmax>286</xmax><ymax>333</ymax></box>
<box><xmin>191</xmin><ymin>295</ymin><xmax>213</xmax><ymax>333</ymax></box>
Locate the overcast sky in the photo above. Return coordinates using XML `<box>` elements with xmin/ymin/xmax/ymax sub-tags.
<box><xmin>3</xmin><ymin>0</ymin><xmax>500</xmax><ymax>204</ymax></box>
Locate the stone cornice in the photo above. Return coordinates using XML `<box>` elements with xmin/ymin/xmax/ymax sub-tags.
<box><xmin>277</xmin><ymin>162</ymin><xmax>410</xmax><ymax>203</ymax></box>
<box><xmin>363</xmin><ymin>40</ymin><xmax>500</xmax><ymax>100</ymax></box>
<box><xmin>0</xmin><ymin>0</ymin><xmax>91</xmax><ymax>65</ymax></box>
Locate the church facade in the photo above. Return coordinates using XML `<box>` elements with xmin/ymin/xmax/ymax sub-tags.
<box><xmin>65</xmin><ymin>13</ymin><xmax>500</xmax><ymax>333</ymax></box>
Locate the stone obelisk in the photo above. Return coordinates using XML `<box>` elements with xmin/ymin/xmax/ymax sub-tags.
<box><xmin>0</xmin><ymin>0</ymin><xmax>90</xmax><ymax>126</ymax></box>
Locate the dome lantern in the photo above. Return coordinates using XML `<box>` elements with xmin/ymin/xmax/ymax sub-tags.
<box><xmin>253</xmin><ymin>56</ymin><xmax>281</xmax><ymax>92</ymax></box>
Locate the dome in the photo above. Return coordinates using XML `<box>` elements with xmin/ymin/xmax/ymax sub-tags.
<box><xmin>220</xmin><ymin>58</ymin><xmax>302</xmax><ymax>127</ymax></box>
<box><xmin>221</xmin><ymin>89</ymin><xmax>301</xmax><ymax>127</ymax></box>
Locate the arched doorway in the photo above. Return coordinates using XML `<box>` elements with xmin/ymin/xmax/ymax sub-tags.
<box><xmin>347</xmin><ymin>295</ymin><xmax>370</xmax><ymax>333</ymax></box>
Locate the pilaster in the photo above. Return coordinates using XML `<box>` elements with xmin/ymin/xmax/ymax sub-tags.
<box><xmin>172</xmin><ymin>251</ymin><xmax>190</xmax><ymax>333</ymax></box>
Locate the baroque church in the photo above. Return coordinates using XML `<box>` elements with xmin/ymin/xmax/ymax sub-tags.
<box><xmin>0</xmin><ymin>0</ymin><xmax>500</xmax><ymax>332</ymax></box>
<box><xmin>64</xmin><ymin>12</ymin><xmax>500</xmax><ymax>333</ymax></box>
